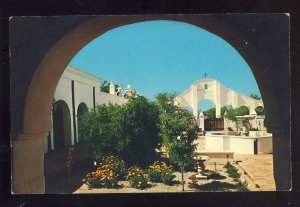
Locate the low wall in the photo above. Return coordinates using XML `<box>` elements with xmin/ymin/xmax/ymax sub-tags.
<box><xmin>229</xmin><ymin>136</ymin><xmax>255</xmax><ymax>154</ymax></box>
<box><xmin>204</xmin><ymin>132</ymin><xmax>272</xmax><ymax>155</ymax></box>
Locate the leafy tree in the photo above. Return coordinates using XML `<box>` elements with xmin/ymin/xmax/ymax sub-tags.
<box><xmin>78</xmin><ymin>95</ymin><xmax>160</xmax><ymax>166</ymax></box>
<box><xmin>203</xmin><ymin>108</ymin><xmax>215</xmax><ymax>119</ymax></box>
<box><xmin>157</xmin><ymin>93</ymin><xmax>197</xmax><ymax>191</ymax></box>
<box><xmin>250</xmin><ymin>93</ymin><xmax>261</xmax><ymax>100</ymax></box>
<box><xmin>201</xmin><ymin>106</ymin><xmax>228</xmax><ymax>119</ymax></box>
<box><xmin>120</xmin><ymin>95</ymin><xmax>160</xmax><ymax>166</ymax></box>
<box><xmin>224</xmin><ymin>106</ymin><xmax>239</xmax><ymax>130</ymax></box>
<box><xmin>155</xmin><ymin>92</ymin><xmax>178</xmax><ymax>113</ymax></box>
<box><xmin>224</xmin><ymin>105</ymin><xmax>250</xmax><ymax>131</ymax></box>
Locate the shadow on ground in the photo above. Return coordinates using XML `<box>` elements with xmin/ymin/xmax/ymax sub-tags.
<box><xmin>45</xmin><ymin>143</ymin><xmax>93</xmax><ymax>193</ymax></box>
<box><xmin>188</xmin><ymin>181</ymin><xmax>237</xmax><ymax>192</ymax></box>
<box><xmin>208</xmin><ymin>173</ymin><xmax>227</xmax><ymax>180</ymax></box>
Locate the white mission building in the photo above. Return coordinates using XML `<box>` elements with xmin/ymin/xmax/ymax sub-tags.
<box><xmin>45</xmin><ymin>68</ymin><xmax>270</xmax><ymax>155</ymax></box>
<box><xmin>176</xmin><ymin>78</ymin><xmax>264</xmax><ymax>118</ymax></box>
<box><xmin>44</xmin><ymin>66</ymin><xmax>134</xmax><ymax>153</ymax></box>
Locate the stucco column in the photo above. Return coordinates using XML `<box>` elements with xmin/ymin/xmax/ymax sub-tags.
<box><xmin>12</xmin><ymin>132</ymin><xmax>47</xmax><ymax>194</ymax></box>
<box><xmin>191</xmin><ymin>84</ymin><xmax>198</xmax><ymax>118</ymax></box>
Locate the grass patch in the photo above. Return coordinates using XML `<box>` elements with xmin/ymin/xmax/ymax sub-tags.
<box><xmin>224</xmin><ymin>162</ymin><xmax>250</xmax><ymax>191</ymax></box>
<box><xmin>224</xmin><ymin>162</ymin><xmax>240</xmax><ymax>179</ymax></box>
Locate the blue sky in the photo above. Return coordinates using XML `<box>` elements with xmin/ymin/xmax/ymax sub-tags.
<box><xmin>70</xmin><ymin>20</ymin><xmax>260</xmax><ymax>110</ymax></box>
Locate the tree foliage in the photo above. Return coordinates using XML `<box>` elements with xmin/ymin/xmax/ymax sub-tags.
<box><xmin>202</xmin><ymin>106</ymin><xmax>228</xmax><ymax>119</ymax></box>
<box><xmin>155</xmin><ymin>92</ymin><xmax>178</xmax><ymax>113</ymax></box>
<box><xmin>224</xmin><ymin>105</ymin><xmax>250</xmax><ymax>130</ymax></box>
<box><xmin>156</xmin><ymin>92</ymin><xmax>197</xmax><ymax>191</ymax></box>
<box><xmin>78</xmin><ymin>95</ymin><xmax>160</xmax><ymax>166</ymax></box>
<box><xmin>203</xmin><ymin>108</ymin><xmax>215</xmax><ymax>119</ymax></box>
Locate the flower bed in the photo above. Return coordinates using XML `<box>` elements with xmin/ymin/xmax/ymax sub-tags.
<box><xmin>100</xmin><ymin>155</ymin><xmax>126</xmax><ymax>180</ymax></box>
<box><xmin>148</xmin><ymin>161</ymin><xmax>175</xmax><ymax>185</ymax></box>
<box><xmin>84</xmin><ymin>158</ymin><xmax>176</xmax><ymax>190</ymax></box>
<box><xmin>85</xmin><ymin>164</ymin><xmax>118</xmax><ymax>189</ymax></box>
<box><xmin>126</xmin><ymin>166</ymin><xmax>148</xmax><ymax>189</ymax></box>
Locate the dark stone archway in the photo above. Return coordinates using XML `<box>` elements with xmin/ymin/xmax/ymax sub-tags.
<box><xmin>10</xmin><ymin>14</ymin><xmax>290</xmax><ymax>193</ymax></box>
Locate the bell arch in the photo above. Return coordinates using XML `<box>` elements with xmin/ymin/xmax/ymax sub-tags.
<box><xmin>177</xmin><ymin>78</ymin><xmax>264</xmax><ymax>119</ymax></box>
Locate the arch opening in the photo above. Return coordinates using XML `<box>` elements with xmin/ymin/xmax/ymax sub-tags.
<box><xmin>10</xmin><ymin>15</ymin><xmax>291</xmax><ymax>193</ymax></box>
<box><xmin>198</xmin><ymin>99</ymin><xmax>216</xmax><ymax>118</ymax></box>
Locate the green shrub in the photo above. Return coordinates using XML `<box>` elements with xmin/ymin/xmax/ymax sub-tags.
<box><xmin>78</xmin><ymin>96</ymin><xmax>160</xmax><ymax>167</ymax></box>
<box><xmin>86</xmin><ymin>177</ymin><xmax>102</xmax><ymax>188</ymax></box>
<box><xmin>224</xmin><ymin>162</ymin><xmax>231</xmax><ymax>169</ymax></box>
<box><xmin>148</xmin><ymin>168</ymin><xmax>162</xmax><ymax>183</ymax></box>
<box><xmin>161</xmin><ymin>172</ymin><xmax>176</xmax><ymax>185</ymax></box>
<box><xmin>224</xmin><ymin>162</ymin><xmax>241</xmax><ymax>179</ymax></box>
<box><xmin>227</xmin><ymin>169</ymin><xmax>240</xmax><ymax>179</ymax></box>
<box><xmin>224</xmin><ymin>162</ymin><xmax>250</xmax><ymax>191</ymax></box>
<box><xmin>126</xmin><ymin>166</ymin><xmax>148</xmax><ymax>189</ymax></box>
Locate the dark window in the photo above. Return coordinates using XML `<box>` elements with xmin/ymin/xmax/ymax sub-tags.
<box><xmin>204</xmin><ymin>84</ymin><xmax>208</xmax><ymax>89</ymax></box>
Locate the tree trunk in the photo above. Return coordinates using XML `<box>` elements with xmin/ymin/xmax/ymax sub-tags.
<box><xmin>181</xmin><ymin>169</ymin><xmax>184</xmax><ymax>191</ymax></box>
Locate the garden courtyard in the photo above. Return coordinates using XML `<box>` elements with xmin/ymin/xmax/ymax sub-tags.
<box><xmin>45</xmin><ymin>144</ymin><xmax>274</xmax><ymax>193</ymax></box>
<box><xmin>46</xmin><ymin>139</ymin><xmax>275</xmax><ymax>194</ymax></box>
<box><xmin>44</xmin><ymin>93</ymin><xmax>274</xmax><ymax>193</ymax></box>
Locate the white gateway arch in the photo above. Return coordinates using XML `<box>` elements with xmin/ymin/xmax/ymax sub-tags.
<box><xmin>176</xmin><ymin>78</ymin><xmax>263</xmax><ymax>118</ymax></box>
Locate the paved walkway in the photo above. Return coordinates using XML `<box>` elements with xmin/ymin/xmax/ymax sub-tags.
<box><xmin>233</xmin><ymin>154</ymin><xmax>275</xmax><ymax>191</ymax></box>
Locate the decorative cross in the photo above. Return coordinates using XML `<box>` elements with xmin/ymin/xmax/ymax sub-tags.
<box><xmin>204</xmin><ymin>73</ymin><xmax>208</xmax><ymax>78</ymax></box>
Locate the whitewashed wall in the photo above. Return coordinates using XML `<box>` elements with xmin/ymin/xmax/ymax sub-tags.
<box><xmin>204</xmin><ymin>133</ymin><xmax>272</xmax><ymax>154</ymax></box>
<box><xmin>44</xmin><ymin>66</ymin><xmax>128</xmax><ymax>153</ymax></box>
<box><xmin>177</xmin><ymin>78</ymin><xmax>263</xmax><ymax>118</ymax></box>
